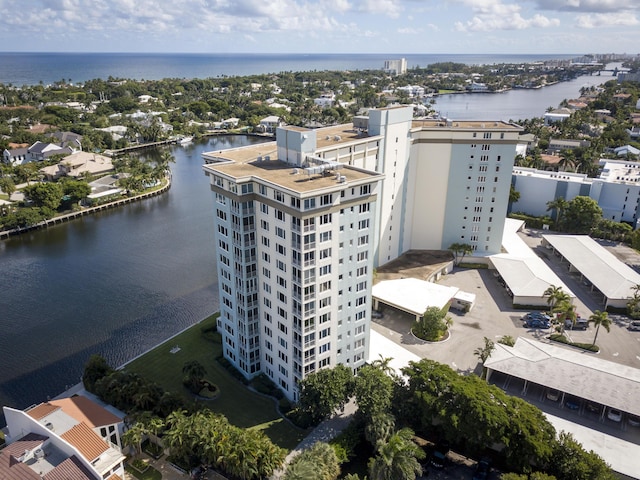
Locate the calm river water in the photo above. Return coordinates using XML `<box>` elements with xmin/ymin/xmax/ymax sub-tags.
<box><xmin>0</xmin><ymin>135</ymin><xmax>267</xmax><ymax>417</ymax></box>
<box><xmin>0</xmin><ymin>68</ymin><xmax>618</xmax><ymax>420</ymax></box>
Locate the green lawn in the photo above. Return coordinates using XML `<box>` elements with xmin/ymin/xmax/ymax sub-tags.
<box><xmin>124</xmin><ymin>313</ymin><xmax>307</xmax><ymax>450</ymax></box>
<box><xmin>125</xmin><ymin>463</ymin><xmax>162</xmax><ymax>480</ymax></box>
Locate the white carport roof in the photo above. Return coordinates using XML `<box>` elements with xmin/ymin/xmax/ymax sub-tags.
<box><xmin>542</xmin><ymin>234</ymin><xmax>640</xmax><ymax>300</ymax></box>
<box><xmin>485</xmin><ymin>337</ymin><xmax>640</xmax><ymax>418</ymax></box>
<box><xmin>491</xmin><ymin>219</ymin><xmax>574</xmax><ymax>299</ymax></box>
<box><xmin>372</xmin><ymin>278</ymin><xmax>459</xmax><ymax>316</ymax></box>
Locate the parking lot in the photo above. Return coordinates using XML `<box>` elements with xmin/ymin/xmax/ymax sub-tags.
<box><xmin>371</xmin><ymin>231</ymin><xmax>640</xmax><ymax>476</ymax></box>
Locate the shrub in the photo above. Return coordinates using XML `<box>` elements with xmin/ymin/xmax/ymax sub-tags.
<box><xmin>509</xmin><ymin>212</ymin><xmax>554</xmax><ymax>229</ymax></box>
<box><xmin>216</xmin><ymin>356</ymin><xmax>249</xmax><ymax>384</ymax></box>
<box><xmin>413</xmin><ymin>305</ymin><xmax>452</xmax><ymax>342</ymax></box>
<box><xmin>549</xmin><ymin>334</ymin><xmax>599</xmax><ymax>352</ymax></box>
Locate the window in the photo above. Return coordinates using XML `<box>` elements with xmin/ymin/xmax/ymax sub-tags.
<box><xmin>359</xmin><ymin>204</ymin><xmax>370</xmax><ymax>213</ymax></box>
<box><xmin>320</xmin><ymin>265</ymin><xmax>331</xmax><ymax>276</ymax></box>
<box><xmin>359</xmin><ymin>219</ymin><xmax>369</xmax><ymax>230</ymax></box>
<box><xmin>304</xmin><ymin>198</ymin><xmax>316</xmax><ymax>210</ymax></box>
<box><xmin>276</xmin><ymin>243</ymin><xmax>286</xmax><ymax>255</ymax></box>
<box><xmin>260</xmin><ymin>203</ymin><xmax>269</xmax><ymax>214</ymax></box>
<box><xmin>260</xmin><ymin>219</ymin><xmax>269</xmax><ymax>231</ymax></box>
<box><xmin>321</xmin><ymin>194</ymin><xmax>333</xmax><ymax>206</ymax></box>
<box><xmin>277</xmin><ymin>260</ymin><xmax>286</xmax><ymax>272</ymax></box>
<box><xmin>275</xmin><ymin>209</ymin><xmax>285</xmax><ymax>221</ymax></box>
<box><xmin>274</xmin><ymin>191</ymin><xmax>284</xmax><ymax>203</ymax></box>
<box><xmin>291</xmin><ymin>197</ymin><xmax>301</xmax><ymax>209</ymax></box>
<box><xmin>276</xmin><ymin>226</ymin><xmax>286</xmax><ymax>238</ymax></box>
<box><xmin>360</xmin><ymin>185</ymin><xmax>371</xmax><ymax>195</ymax></box>
<box><xmin>320</xmin><ymin>213</ymin><xmax>332</xmax><ymax>225</ymax></box>
<box><xmin>320</xmin><ymin>231</ymin><xmax>332</xmax><ymax>242</ymax></box>
<box><xmin>259</xmin><ymin>184</ymin><xmax>267</xmax><ymax>195</ymax></box>
<box><xmin>358</xmin><ymin>235</ymin><xmax>369</xmax><ymax>246</ymax></box>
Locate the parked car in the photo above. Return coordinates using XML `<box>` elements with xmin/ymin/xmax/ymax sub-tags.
<box><xmin>526</xmin><ymin>319</ymin><xmax>551</xmax><ymax>329</ymax></box>
<box><xmin>628</xmin><ymin>415</ymin><xmax>640</xmax><ymax>427</ymax></box>
<box><xmin>607</xmin><ymin>408</ymin><xmax>622</xmax><ymax>422</ymax></box>
<box><xmin>527</xmin><ymin>311</ymin><xmax>551</xmax><ymax>321</ymax></box>
<box><xmin>546</xmin><ymin>388</ymin><xmax>560</xmax><ymax>401</ymax></box>
<box><xmin>565</xmin><ymin>399</ymin><xmax>580</xmax><ymax>410</ymax></box>
<box><xmin>430</xmin><ymin>450</ymin><xmax>447</xmax><ymax>469</ymax></box>
<box><xmin>472</xmin><ymin>458</ymin><xmax>491</xmax><ymax>480</ymax></box>
<box><xmin>371</xmin><ymin>310</ymin><xmax>383</xmax><ymax>319</ymax></box>
<box><xmin>628</xmin><ymin>321</ymin><xmax>640</xmax><ymax>331</ymax></box>
<box><xmin>565</xmin><ymin>317</ymin><xmax>588</xmax><ymax>330</ymax></box>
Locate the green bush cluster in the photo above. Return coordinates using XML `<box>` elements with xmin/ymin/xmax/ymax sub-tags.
<box><xmin>216</xmin><ymin>356</ymin><xmax>249</xmax><ymax>384</ymax></box>
<box><xmin>549</xmin><ymin>334</ymin><xmax>599</xmax><ymax>352</ymax></box>
<box><xmin>509</xmin><ymin>212</ymin><xmax>553</xmax><ymax>229</ymax></box>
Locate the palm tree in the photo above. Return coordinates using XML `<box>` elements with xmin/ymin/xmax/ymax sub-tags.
<box><xmin>365</xmin><ymin>412</ymin><xmax>396</xmax><ymax>449</ymax></box>
<box><xmin>544</xmin><ymin>284</ymin><xmax>567</xmax><ymax>311</ymax></box>
<box><xmin>368</xmin><ymin>428</ymin><xmax>424</xmax><ymax>480</ymax></box>
<box><xmin>546</xmin><ymin>197</ymin><xmax>569</xmax><ymax>229</ymax></box>
<box><xmin>557</xmin><ymin>150</ymin><xmax>576</xmax><ymax>172</ymax></box>
<box><xmin>182</xmin><ymin>360</ymin><xmax>206</xmax><ymax>392</ymax></box>
<box><xmin>588</xmin><ymin>310</ymin><xmax>611</xmax><ymax>347</ymax></box>
<box><xmin>122</xmin><ymin>422</ymin><xmax>147</xmax><ymax>459</ymax></box>
<box><xmin>448</xmin><ymin>242</ymin><xmax>473</xmax><ymax>266</ymax></box>
<box><xmin>554</xmin><ymin>299</ymin><xmax>577</xmax><ymax>334</ymax></box>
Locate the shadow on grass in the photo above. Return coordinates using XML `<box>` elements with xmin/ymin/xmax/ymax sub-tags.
<box><xmin>124</xmin><ymin>313</ymin><xmax>307</xmax><ymax>450</ymax></box>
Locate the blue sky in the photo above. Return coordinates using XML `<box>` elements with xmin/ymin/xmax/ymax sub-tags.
<box><xmin>1</xmin><ymin>0</ymin><xmax>638</xmax><ymax>54</ymax></box>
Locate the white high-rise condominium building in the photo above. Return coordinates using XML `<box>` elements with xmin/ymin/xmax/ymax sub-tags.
<box><xmin>203</xmin><ymin>106</ymin><xmax>521</xmax><ymax>401</ymax></box>
<box><xmin>203</xmin><ymin>128</ymin><xmax>383</xmax><ymax>401</ymax></box>
<box><xmin>383</xmin><ymin>58</ymin><xmax>407</xmax><ymax>76</ymax></box>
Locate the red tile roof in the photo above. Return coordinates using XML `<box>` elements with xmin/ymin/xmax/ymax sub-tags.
<box><xmin>0</xmin><ymin>451</ymin><xmax>41</xmax><ymax>480</ymax></box>
<box><xmin>2</xmin><ymin>433</ymin><xmax>48</xmax><ymax>458</ymax></box>
<box><xmin>60</xmin><ymin>422</ymin><xmax>109</xmax><ymax>462</ymax></box>
<box><xmin>43</xmin><ymin>455</ymin><xmax>97</xmax><ymax>480</ymax></box>
<box><xmin>50</xmin><ymin>396</ymin><xmax>121</xmax><ymax>428</ymax></box>
<box><xmin>27</xmin><ymin>402</ymin><xmax>60</xmax><ymax>420</ymax></box>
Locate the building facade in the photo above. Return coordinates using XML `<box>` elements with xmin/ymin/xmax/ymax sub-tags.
<box><xmin>203</xmin><ymin>107</ymin><xmax>521</xmax><ymax>400</ymax></box>
<box><xmin>512</xmin><ymin>159</ymin><xmax>640</xmax><ymax>227</ymax></box>
<box><xmin>204</xmin><ymin>129</ymin><xmax>382</xmax><ymax>401</ymax></box>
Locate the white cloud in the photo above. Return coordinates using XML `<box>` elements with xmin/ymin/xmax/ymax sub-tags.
<box><xmin>454</xmin><ymin>0</ymin><xmax>560</xmax><ymax>32</ymax></box>
<box><xmin>357</xmin><ymin>0</ymin><xmax>403</xmax><ymax>18</ymax></box>
<box><xmin>397</xmin><ymin>27</ymin><xmax>422</xmax><ymax>34</ymax></box>
<box><xmin>576</xmin><ymin>12</ymin><xmax>640</xmax><ymax>28</ymax></box>
<box><xmin>534</xmin><ymin>0</ymin><xmax>638</xmax><ymax>13</ymax></box>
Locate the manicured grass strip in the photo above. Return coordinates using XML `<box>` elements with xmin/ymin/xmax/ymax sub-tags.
<box><xmin>125</xmin><ymin>463</ymin><xmax>162</xmax><ymax>480</ymax></box>
<box><xmin>124</xmin><ymin>313</ymin><xmax>307</xmax><ymax>450</ymax></box>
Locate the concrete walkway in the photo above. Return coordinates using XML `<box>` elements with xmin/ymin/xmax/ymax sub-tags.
<box><xmin>271</xmin><ymin>399</ymin><xmax>358</xmax><ymax>479</ymax></box>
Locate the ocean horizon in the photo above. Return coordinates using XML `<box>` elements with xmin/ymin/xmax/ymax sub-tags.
<box><xmin>0</xmin><ymin>52</ymin><xmax>580</xmax><ymax>86</ymax></box>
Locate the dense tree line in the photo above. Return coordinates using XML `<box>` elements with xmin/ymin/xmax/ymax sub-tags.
<box><xmin>294</xmin><ymin>358</ymin><xmax>615</xmax><ymax>480</ymax></box>
<box><xmin>82</xmin><ymin>354</ymin><xmax>286</xmax><ymax>479</ymax></box>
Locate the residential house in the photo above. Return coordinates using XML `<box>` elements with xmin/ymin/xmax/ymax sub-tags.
<box><xmin>615</xmin><ymin>145</ymin><xmax>640</xmax><ymax>158</ymax></box>
<box><xmin>40</xmin><ymin>152</ymin><xmax>114</xmax><ymax>181</ymax></box>
<box><xmin>547</xmin><ymin>138</ymin><xmax>591</xmax><ymax>153</ymax></box>
<box><xmin>314</xmin><ymin>94</ymin><xmax>335</xmax><ymax>108</ymax></box>
<box><xmin>544</xmin><ymin>108</ymin><xmax>572</xmax><ymax>125</ymax></box>
<box><xmin>47</xmin><ymin>131</ymin><xmax>83</xmax><ymax>150</ymax></box>
<box><xmin>27</xmin><ymin>141</ymin><xmax>72</xmax><ymax>161</ymax></box>
<box><xmin>258</xmin><ymin>115</ymin><xmax>284</xmax><ymax>133</ymax></box>
<box><xmin>2</xmin><ymin>146</ymin><xmax>29</xmax><ymax>166</ymax></box>
<box><xmin>2</xmin><ymin>396</ymin><xmax>126</xmax><ymax>480</ymax></box>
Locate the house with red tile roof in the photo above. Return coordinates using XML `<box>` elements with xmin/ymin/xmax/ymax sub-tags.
<box><xmin>2</xmin><ymin>396</ymin><xmax>125</xmax><ymax>480</ymax></box>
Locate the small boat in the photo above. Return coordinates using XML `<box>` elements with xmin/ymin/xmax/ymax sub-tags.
<box><xmin>178</xmin><ymin>136</ymin><xmax>193</xmax><ymax>145</ymax></box>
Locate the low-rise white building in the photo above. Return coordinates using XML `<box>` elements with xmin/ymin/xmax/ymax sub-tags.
<box><xmin>512</xmin><ymin>159</ymin><xmax>640</xmax><ymax>226</ymax></box>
